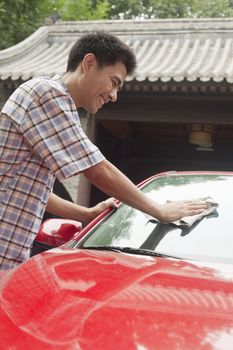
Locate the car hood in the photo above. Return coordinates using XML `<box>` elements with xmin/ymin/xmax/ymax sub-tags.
<box><xmin>0</xmin><ymin>248</ymin><xmax>233</xmax><ymax>350</ymax></box>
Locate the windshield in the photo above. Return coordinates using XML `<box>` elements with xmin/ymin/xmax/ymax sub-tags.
<box><xmin>73</xmin><ymin>174</ymin><xmax>233</xmax><ymax>263</ymax></box>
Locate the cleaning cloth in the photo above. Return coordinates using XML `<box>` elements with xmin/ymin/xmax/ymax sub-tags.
<box><xmin>172</xmin><ymin>197</ymin><xmax>218</xmax><ymax>228</ymax></box>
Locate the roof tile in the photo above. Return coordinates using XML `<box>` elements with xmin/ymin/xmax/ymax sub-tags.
<box><xmin>2</xmin><ymin>19</ymin><xmax>233</xmax><ymax>84</ymax></box>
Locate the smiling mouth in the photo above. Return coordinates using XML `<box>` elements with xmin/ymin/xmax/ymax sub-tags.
<box><xmin>99</xmin><ymin>96</ymin><xmax>105</xmax><ymax>109</ymax></box>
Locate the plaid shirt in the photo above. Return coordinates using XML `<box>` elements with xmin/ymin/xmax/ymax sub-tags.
<box><xmin>0</xmin><ymin>75</ymin><xmax>105</xmax><ymax>269</ymax></box>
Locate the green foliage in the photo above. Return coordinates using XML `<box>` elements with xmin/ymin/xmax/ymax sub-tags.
<box><xmin>57</xmin><ymin>0</ymin><xmax>109</xmax><ymax>21</ymax></box>
<box><xmin>1</xmin><ymin>0</ymin><xmax>233</xmax><ymax>50</ymax></box>
<box><xmin>0</xmin><ymin>0</ymin><xmax>54</xmax><ymax>50</ymax></box>
<box><xmin>189</xmin><ymin>0</ymin><xmax>233</xmax><ymax>18</ymax></box>
<box><xmin>108</xmin><ymin>0</ymin><xmax>146</xmax><ymax>19</ymax></box>
<box><xmin>0</xmin><ymin>0</ymin><xmax>109</xmax><ymax>50</ymax></box>
<box><xmin>108</xmin><ymin>0</ymin><xmax>233</xmax><ymax>19</ymax></box>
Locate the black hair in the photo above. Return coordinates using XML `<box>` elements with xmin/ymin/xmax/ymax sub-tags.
<box><xmin>66</xmin><ymin>31</ymin><xmax>136</xmax><ymax>75</ymax></box>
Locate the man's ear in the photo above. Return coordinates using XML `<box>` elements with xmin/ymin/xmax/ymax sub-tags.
<box><xmin>82</xmin><ymin>53</ymin><xmax>96</xmax><ymax>74</ymax></box>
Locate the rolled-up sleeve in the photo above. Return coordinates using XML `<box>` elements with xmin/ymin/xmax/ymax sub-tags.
<box><xmin>20</xmin><ymin>87</ymin><xmax>105</xmax><ymax>182</ymax></box>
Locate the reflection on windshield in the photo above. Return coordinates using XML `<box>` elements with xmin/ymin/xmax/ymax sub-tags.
<box><xmin>77</xmin><ymin>175</ymin><xmax>233</xmax><ymax>263</ymax></box>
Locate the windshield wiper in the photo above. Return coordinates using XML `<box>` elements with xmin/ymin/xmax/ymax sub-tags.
<box><xmin>81</xmin><ymin>246</ymin><xmax>181</xmax><ymax>259</ymax></box>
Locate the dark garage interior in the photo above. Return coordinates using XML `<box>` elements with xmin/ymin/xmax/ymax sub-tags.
<box><xmin>90</xmin><ymin>92</ymin><xmax>233</xmax><ymax>204</ymax></box>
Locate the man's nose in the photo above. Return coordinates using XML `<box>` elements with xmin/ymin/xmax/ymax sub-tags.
<box><xmin>109</xmin><ymin>89</ymin><xmax>118</xmax><ymax>102</ymax></box>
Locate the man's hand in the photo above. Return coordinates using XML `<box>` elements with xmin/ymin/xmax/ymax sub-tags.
<box><xmin>158</xmin><ymin>199</ymin><xmax>209</xmax><ymax>223</ymax></box>
<box><xmin>85</xmin><ymin>198</ymin><xmax>117</xmax><ymax>225</ymax></box>
<box><xmin>46</xmin><ymin>193</ymin><xmax>117</xmax><ymax>225</ymax></box>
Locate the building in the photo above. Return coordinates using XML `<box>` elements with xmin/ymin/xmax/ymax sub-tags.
<box><xmin>1</xmin><ymin>19</ymin><xmax>233</xmax><ymax>205</ymax></box>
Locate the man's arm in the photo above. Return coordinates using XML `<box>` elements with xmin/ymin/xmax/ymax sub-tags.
<box><xmin>83</xmin><ymin>159</ymin><xmax>207</xmax><ymax>223</ymax></box>
<box><xmin>46</xmin><ymin>193</ymin><xmax>117</xmax><ymax>225</ymax></box>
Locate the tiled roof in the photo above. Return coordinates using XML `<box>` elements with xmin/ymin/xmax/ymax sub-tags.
<box><xmin>1</xmin><ymin>19</ymin><xmax>233</xmax><ymax>83</ymax></box>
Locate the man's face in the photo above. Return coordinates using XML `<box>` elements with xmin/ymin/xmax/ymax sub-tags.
<box><xmin>77</xmin><ymin>55</ymin><xmax>127</xmax><ymax>114</ymax></box>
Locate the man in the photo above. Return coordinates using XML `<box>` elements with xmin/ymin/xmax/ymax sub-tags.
<box><xmin>0</xmin><ymin>32</ymin><xmax>207</xmax><ymax>269</ymax></box>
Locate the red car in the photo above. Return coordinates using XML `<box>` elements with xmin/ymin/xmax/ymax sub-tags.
<box><xmin>0</xmin><ymin>171</ymin><xmax>233</xmax><ymax>350</ymax></box>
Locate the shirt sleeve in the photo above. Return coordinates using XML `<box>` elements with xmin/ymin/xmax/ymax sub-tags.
<box><xmin>20</xmin><ymin>87</ymin><xmax>105</xmax><ymax>182</ymax></box>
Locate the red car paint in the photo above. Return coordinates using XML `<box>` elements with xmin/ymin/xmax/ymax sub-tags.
<box><xmin>37</xmin><ymin>219</ymin><xmax>82</xmax><ymax>246</ymax></box>
<box><xmin>0</xmin><ymin>249</ymin><xmax>233</xmax><ymax>349</ymax></box>
<box><xmin>0</xmin><ymin>171</ymin><xmax>233</xmax><ymax>349</ymax></box>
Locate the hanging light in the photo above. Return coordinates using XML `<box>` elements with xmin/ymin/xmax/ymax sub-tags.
<box><xmin>189</xmin><ymin>124</ymin><xmax>214</xmax><ymax>150</ymax></box>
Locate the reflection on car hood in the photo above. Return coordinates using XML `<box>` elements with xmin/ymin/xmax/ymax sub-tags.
<box><xmin>0</xmin><ymin>248</ymin><xmax>233</xmax><ymax>350</ymax></box>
